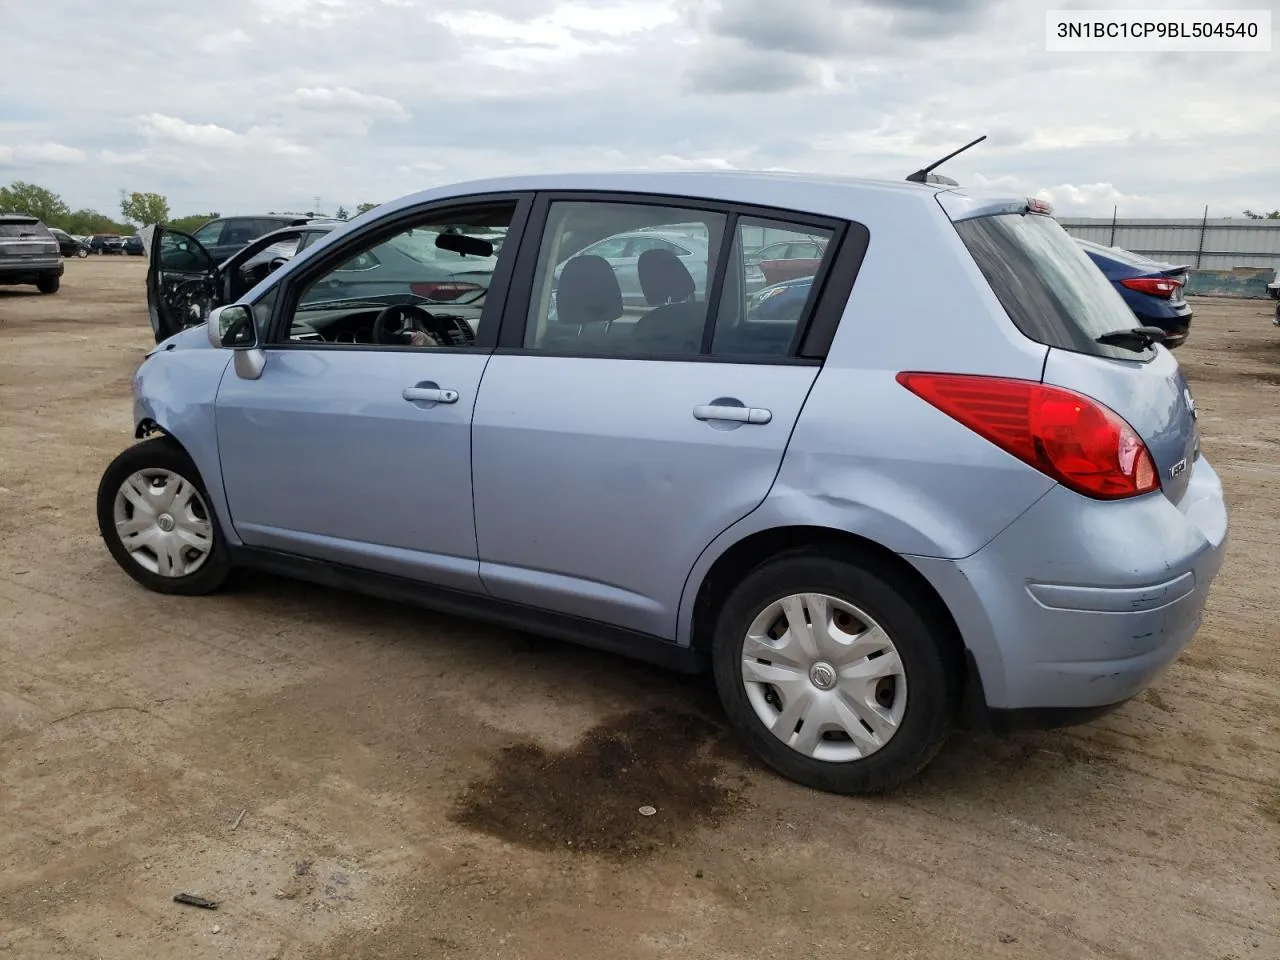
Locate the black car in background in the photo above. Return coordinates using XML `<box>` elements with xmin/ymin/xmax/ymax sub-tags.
<box><xmin>0</xmin><ymin>214</ymin><xmax>63</xmax><ymax>293</ymax></box>
<box><xmin>49</xmin><ymin>227</ymin><xmax>89</xmax><ymax>258</ymax></box>
<box><xmin>122</xmin><ymin>235</ymin><xmax>144</xmax><ymax>256</ymax></box>
<box><xmin>187</xmin><ymin>214</ymin><xmax>341</xmax><ymax>263</ymax></box>
<box><xmin>90</xmin><ymin>233</ymin><xmax>125</xmax><ymax>254</ymax></box>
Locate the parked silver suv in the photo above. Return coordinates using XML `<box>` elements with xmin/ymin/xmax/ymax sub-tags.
<box><xmin>96</xmin><ymin>172</ymin><xmax>1228</xmax><ymax>793</ymax></box>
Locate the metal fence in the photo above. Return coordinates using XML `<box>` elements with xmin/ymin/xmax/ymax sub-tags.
<box><xmin>1058</xmin><ymin>216</ymin><xmax>1280</xmax><ymax>273</ymax></box>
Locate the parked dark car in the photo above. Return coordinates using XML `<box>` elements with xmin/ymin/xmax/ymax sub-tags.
<box><xmin>748</xmin><ymin>274</ymin><xmax>816</xmax><ymax>327</ymax></box>
<box><xmin>122</xmin><ymin>235</ymin><xmax>144</xmax><ymax>256</ymax></box>
<box><xmin>90</xmin><ymin>233</ymin><xmax>125</xmax><ymax>255</ymax></box>
<box><xmin>187</xmin><ymin>215</ymin><xmax>341</xmax><ymax>263</ymax></box>
<box><xmin>1075</xmin><ymin>238</ymin><xmax>1192</xmax><ymax>348</ymax></box>
<box><xmin>48</xmin><ymin>227</ymin><xmax>89</xmax><ymax>258</ymax></box>
<box><xmin>0</xmin><ymin>214</ymin><xmax>63</xmax><ymax>293</ymax></box>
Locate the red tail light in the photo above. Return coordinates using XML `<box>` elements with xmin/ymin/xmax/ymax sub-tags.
<box><xmin>1120</xmin><ymin>276</ymin><xmax>1181</xmax><ymax>298</ymax></box>
<box><xmin>409</xmin><ymin>281</ymin><xmax>483</xmax><ymax>302</ymax></box>
<box><xmin>896</xmin><ymin>373</ymin><xmax>1159</xmax><ymax>499</ymax></box>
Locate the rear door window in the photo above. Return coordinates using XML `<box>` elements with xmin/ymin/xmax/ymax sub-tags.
<box><xmin>955</xmin><ymin>212</ymin><xmax>1155</xmax><ymax>361</ymax></box>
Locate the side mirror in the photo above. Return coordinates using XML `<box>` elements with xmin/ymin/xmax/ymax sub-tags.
<box><xmin>207</xmin><ymin>304</ymin><xmax>258</xmax><ymax>350</ymax></box>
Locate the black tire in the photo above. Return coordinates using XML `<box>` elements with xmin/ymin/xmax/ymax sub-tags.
<box><xmin>96</xmin><ymin>437</ymin><xmax>232</xmax><ymax>596</ymax></box>
<box><xmin>711</xmin><ymin>550</ymin><xmax>958</xmax><ymax>795</ymax></box>
<box><xmin>37</xmin><ymin>277</ymin><xmax>60</xmax><ymax>294</ymax></box>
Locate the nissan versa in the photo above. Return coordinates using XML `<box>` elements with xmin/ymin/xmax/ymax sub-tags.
<box><xmin>97</xmin><ymin>170</ymin><xmax>1228</xmax><ymax>794</ymax></box>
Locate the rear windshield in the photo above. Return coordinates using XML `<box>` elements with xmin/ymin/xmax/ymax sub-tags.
<box><xmin>0</xmin><ymin>221</ymin><xmax>51</xmax><ymax>239</ymax></box>
<box><xmin>1082</xmin><ymin>240</ymin><xmax>1176</xmax><ymax>272</ymax></box>
<box><xmin>955</xmin><ymin>212</ymin><xmax>1154</xmax><ymax>361</ymax></box>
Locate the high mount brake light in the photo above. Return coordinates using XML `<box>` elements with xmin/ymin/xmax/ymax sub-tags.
<box><xmin>897</xmin><ymin>373</ymin><xmax>1159</xmax><ymax>499</ymax></box>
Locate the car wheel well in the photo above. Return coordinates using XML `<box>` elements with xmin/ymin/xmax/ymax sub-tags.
<box><xmin>134</xmin><ymin>420</ymin><xmax>187</xmax><ymax>458</ymax></box>
<box><xmin>690</xmin><ymin>525</ymin><xmax>967</xmax><ymax>681</ymax></box>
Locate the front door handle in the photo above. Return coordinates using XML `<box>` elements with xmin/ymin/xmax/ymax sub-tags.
<box><xmin>403</xmin><ymin>385</ymin><xmax>458</xmax><ymax>404</ymax></box>
<box><xmin>693</xmin><ymin>403</ymin><xmax>772</xmax><ymax>424</ymax></box>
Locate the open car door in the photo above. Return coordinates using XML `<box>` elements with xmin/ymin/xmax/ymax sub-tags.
<box><xmin>144</xmin><ymin>225</ymin><xmax>220</xmax><ymax>344</ymax></box>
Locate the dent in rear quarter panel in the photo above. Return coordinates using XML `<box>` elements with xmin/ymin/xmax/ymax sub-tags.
<box><xmin>773</xmin><ymin>189</ymin><xmax>1058</xmax><ymax>559</ymax></box>
<box><xmin>675</xmin><ymin>190</ymin><xmax>1055</xmax><ymax>649</ymax></box>
<box><xmin>132</xmin><ymin>339</ymin><xmax>239</xmax><ymax>544</ymax></box>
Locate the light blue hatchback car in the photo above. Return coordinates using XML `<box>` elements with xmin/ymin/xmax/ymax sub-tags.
<box><xmin>99</xmin><ymin>172</ymin><xmax>1228</xmax><ymax>794</ymax></box>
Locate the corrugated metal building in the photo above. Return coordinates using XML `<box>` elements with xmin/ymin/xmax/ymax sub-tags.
<box><xmin>1058</xmin><ymin>217</ymin><xmax>1280</xmax><ymax>273</ymax></box>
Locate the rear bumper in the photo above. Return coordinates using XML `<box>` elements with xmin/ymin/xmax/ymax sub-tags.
<box><xmin>910</xmin><ymin>456</ymin><xmax>1228</xmax><ymax>719</ymax></box>
<box><xmin>0</xmin><ymin>260</ymin><xmax>63</xmax><ymax>284</ymax></box>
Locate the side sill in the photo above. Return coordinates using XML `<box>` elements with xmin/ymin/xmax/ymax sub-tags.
<box><xmin>229</xmin><ymin>545</ymin><xmax>707</xmax><ymax>675</ymax></box>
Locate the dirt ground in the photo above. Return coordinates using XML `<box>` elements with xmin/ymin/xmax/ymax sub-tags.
<box><xmin>1</xmin><ymin>257</ymin><xmax>1278</xmax><ymax>960</ymax></box>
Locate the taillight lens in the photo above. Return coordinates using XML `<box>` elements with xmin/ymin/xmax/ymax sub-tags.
<box><xmin>409</xmin><ymin>281</ymin><xmax>483</xmax><ymax>302</ymax></box>
<box><xmin>896</xmin><ymin>373</ymin><xmax>1160</xmax><ymax>499</ymax></box>
<box><xmin>1120</xmin><ymin>276</ymin><xmax>1181</xmax><ymax>298</ymax></box>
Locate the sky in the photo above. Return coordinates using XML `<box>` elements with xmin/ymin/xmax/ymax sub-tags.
<box><xmin>0</xmin><ymin>0</ymin><xmax>1276</xmax><ymax>219</ymax></box>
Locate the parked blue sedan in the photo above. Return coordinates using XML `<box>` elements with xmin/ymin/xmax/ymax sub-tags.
<box><xmin>1074</xmin><ymin>238</ymin><xmax>1193</xmax><ymax>348</ymax></box>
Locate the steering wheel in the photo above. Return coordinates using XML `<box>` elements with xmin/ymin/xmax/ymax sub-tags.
<box><xmin>372</xmin><ymin>303</ymin><xmax>437</xmax><ymax>345</ymax></box>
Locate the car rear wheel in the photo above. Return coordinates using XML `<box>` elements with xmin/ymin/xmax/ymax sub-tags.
<box><xmin>96</xmin><ymin>438</ymin><xmax>232</xmax><ymax>595</ymax></box>
<box><xmin>37</xmin><ymin>277</ymin><xmax>59</xmax><ymax>294</ymax></box>
<box><xmin>711</xmin><ymin>550</ymin><xmax>957</xmax><ymax>794</ymax></box>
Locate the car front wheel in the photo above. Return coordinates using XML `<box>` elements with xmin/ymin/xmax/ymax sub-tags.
<box><xmin>711</xmin><ymin>550</ymin><xmax>957</xmax><ymax>794</ymax></box>
<box><xmin>96</xmin><ymin>438</ymin><xmax>232</xmax><ymax>595</ymax></box>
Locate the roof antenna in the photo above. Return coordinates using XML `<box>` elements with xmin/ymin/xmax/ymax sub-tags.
<box><xmin>906</xmin><ymin>134</ymin><xmax>987</xmax><ymax>184</ymax></box>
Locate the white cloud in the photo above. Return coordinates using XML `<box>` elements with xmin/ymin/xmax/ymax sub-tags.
<box><xmin>134</xmin><ymin>114</ymin><xmax>240</xmax><ymax>148</ymax></box>
<box><xmin>0</xmin><ymin>142</ymin><xmax>86</xmax><ymax>166</ymax></box>
<box><xmin>286</xmin><ymin>87</ymin><xmax>409</xmax><ymax>122</ymax></box>
<box><xmin>0</xmin><ymin>0</ymin><xmax>1274</xmax><ymax>218</ymax></box>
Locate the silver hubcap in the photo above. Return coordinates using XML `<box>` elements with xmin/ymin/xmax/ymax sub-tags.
<box><xmin>112</xmin><ymin>468</ymin><xmax>213</xmax><ymax>578</ymax></box>
<box><xmin>741</xmin><ymin>593</ymin><xmax>908</xmax><ymax>763</ymax></box>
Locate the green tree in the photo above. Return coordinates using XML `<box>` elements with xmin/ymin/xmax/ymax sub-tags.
<box><xmin>335</xmin><ymin>205</ymin><xmax>350</xmax><ymax>220</ymax></box>
<box><xmin>0</xmin><ymin>181</ymin><xmax>71</xmax><ymax>224</ymax></box>
<box><xmin>1242</xmin><ymin>209</ymin><xmax>1280</xmax><ymax>219</ymax></box>
<box><xmin>61</xmin><ymin>208</ymin><xmax>133</xmax><ymax>235</ymax></box>
<box><xmin>121</xmin><ymin>190</ymin><xmax>171</xmax><ymax>226</ymax></box>
<box><xmin>167</xmin><ymin>212</ymin><xmax>219</xmax><ymax>234</ymax></box>
<box><xmin>355</xmin><ymin>202</ymin><xmax>379</xmax><ymax>216</ymax></box>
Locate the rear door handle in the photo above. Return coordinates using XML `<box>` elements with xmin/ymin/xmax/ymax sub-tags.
<box><xmin>403</xmin><ymin>386</ymin><xmax>458</xmax><ymax>404</ymax></box>
<box><xmin>693</xmin><ymin>404</ymin><xmax>772</xmax><ymax>424</ymax></box>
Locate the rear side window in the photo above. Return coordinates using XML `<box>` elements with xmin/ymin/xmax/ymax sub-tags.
<box><xmin>955</xmin><ymin>213</ymin><xmax>1153</xmax><ymax>361</ymax></box>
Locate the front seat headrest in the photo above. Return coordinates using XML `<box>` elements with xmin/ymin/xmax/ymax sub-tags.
<box><xmin>556</xmin><ymin>254</ymin><xmax>623</xmax><ymax>326</ymax></box>
<box><xmin>638</xmin><ymin>248</ymin><xmax>695</xmax><ymax>306</ymax></box>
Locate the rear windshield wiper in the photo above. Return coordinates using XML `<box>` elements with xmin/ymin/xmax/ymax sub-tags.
<box><xmin>1095</xmin><ymin>326</ymin><xmax>1167</xmax><ymax>351</ymax></box>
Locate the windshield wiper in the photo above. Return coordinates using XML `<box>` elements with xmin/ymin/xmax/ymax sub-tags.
<box><xmin>1095</xmin><ymin>326</ymin><xmax>1167</xmax><ymax>351</ymax></box>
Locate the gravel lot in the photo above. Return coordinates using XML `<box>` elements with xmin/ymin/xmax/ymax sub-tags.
<box><xmin>2</xmin><ymin>257</ymin><xmax>1278</xmax><ymax>960</ymax></box>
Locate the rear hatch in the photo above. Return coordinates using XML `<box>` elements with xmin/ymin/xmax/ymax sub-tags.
<box><xmin>950</xmin><ymin>205</ymin><xmax>1198</xmax><ymax>504</ymax></box>
<box><xmin>0</xmin><ymin>217</ymin><xmax>59</xmax><ymax>263</ymax></box>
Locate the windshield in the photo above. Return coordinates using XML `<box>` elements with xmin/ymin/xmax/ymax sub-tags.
<box><xmin>955</xmin><ymin>212</ymin><xmax>1154</xmax><ymax>361</ymax></box>
<box><xmin>387</xmin><ymin>226</ymin><xmax>505</xmax><ymax>266</ymax></box>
